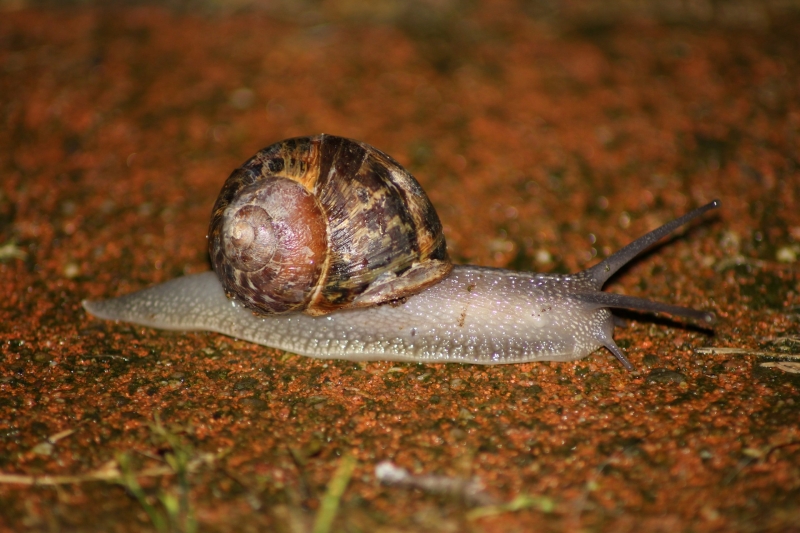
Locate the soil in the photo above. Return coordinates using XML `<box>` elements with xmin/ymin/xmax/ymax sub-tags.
<box><xmin>1</xmin><ymin>2</ymin><xmax>799</xmax><ymax>532</ymax></box>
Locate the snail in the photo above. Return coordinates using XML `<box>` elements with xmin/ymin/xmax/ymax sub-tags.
<box><xmin>83</xmin><ymin>134</ymin><xmax>719</xmax><ymax>371</ymax></box>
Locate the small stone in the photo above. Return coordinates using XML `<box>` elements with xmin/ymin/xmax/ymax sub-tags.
<box><xmin>63</xmin><ymin>262</ymin><xmax>81</xmax><ymax>279</ymax></box>
<box><xmin>33</xmin><ymin>352</ymin><xmax>53</xmax><ymax>363</ymax></box>
<box><xmin>646</xmin><ymin>368</ymin><xmax>687</xmax><ymax>384</ymax></box>
<box><xmin>240</xmin><ymin>398</ymin><xmax>268</xmax><ymax>410</ymax></box>
<box><xmin>31</xmin><ymin>442</ymin><xmax>54</xmax><ymax>456</ymax></box>
<box><xmin>535</xmin><ymin>249</ymin><xmax>552</xmax><ymax>264</ymax></box>
<box><xmin>776</xmin><ymin>246</ymin><xmax>797</xmax><ymax>263</ymax></box>
<box><xmin>234</xmin><ymin>377</ymin><xmax>259</xmax><ymax>391</ymax></box>
<box><xmin>642</xmin><ymin>354</ymin><xmax>659</xmax><ymax>367</ymax></box>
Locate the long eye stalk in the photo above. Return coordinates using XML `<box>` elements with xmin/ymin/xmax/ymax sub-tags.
<box><xmin>585</xmin><ymin>200</ymin><xmax>720</xmax><ymax>288</ymax></box>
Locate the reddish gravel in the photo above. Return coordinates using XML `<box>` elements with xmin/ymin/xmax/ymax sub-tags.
<box><xmin>1</xmin><ymin>3</ymin><xmax>798</xmax><ymax>532</ymax></box>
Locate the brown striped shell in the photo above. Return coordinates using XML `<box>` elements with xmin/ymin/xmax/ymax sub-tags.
<box><xmin>208</xmin><ymin>135</ymin><xmax>452</xmax><ymax>316</ymax></box>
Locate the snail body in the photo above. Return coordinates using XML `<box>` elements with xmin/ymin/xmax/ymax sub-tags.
<box><xmin>82</xmin><ymin>267</ymin><xmax>614</xmax><ymax>364</ymax></box>
<box><xmin>84</xmin><ymin>135</ymin><xmax>718</xmax><ymax>370</ymax></box>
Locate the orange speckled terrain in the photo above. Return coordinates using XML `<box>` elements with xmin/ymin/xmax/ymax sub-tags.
<box><xmin>1</xmin><ymin>2</ymin><xmax>799</xmax><ymax>531</ymax></box>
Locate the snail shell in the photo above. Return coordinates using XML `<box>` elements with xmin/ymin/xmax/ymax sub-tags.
<box><xmin>208</xmin><ymin>135</ymin><xmax>452</xmax><ymax>316</ymax></box>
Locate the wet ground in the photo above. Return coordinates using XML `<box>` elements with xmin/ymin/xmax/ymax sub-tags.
<box><xmin>1</xmin><ymin>2</ymin><xmax>799</xmax><ymax>532</ymax></box>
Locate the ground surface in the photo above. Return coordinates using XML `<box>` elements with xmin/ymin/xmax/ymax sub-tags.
<box><xmin>1</xmin><ymin>2</ymin><xmax>799</xmax><ymax>532</ymax></box>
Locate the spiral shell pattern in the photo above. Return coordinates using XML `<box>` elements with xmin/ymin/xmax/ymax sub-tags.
<box><xmin>209</xmin><ymin>135</ymin><xmax>451</xmax><ymax>316</ymax></box>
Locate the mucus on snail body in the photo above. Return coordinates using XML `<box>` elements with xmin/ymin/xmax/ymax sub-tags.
<box><xmin>83</xmin><ymin>134</ymin><xmax>718</xmax><ymax>371</ymax></box>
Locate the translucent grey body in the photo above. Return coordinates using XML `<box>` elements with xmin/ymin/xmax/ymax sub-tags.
<box><xmin>83</xmin><ymin>201</ymin><xmax>718</xmax><ymax>370</ymax></box>
<box><xmin>84</xmin><ymin>267</ymin><xmax>618</xmax><ymax>364</ymax></box>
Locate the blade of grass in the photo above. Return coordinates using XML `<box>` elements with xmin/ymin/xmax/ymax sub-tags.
<box><xmin>312</xmin><ymin>455</ymin><xmax>356</xmax><ymax>533</ymax></box>
<box><xmin>466</xmin><ymin>494</ymin><xmax>555</xmax><ymax>520</ymax></box>
<box><xmin>117</xmin><ymin>452</ymin><xmax>169</xmax><ymax>533</ymax></box>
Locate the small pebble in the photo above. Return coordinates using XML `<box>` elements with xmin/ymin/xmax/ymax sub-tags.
<box><xmin>646</xmin><ymin>368</ymin><xmax>687</xmax><ymax>384</ymax></box>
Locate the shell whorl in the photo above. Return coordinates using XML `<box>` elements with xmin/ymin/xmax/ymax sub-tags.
<box><xmin>209</xmin><ymin>135</ymin><xmax>452</xmax><ymax>316</ymax></box>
